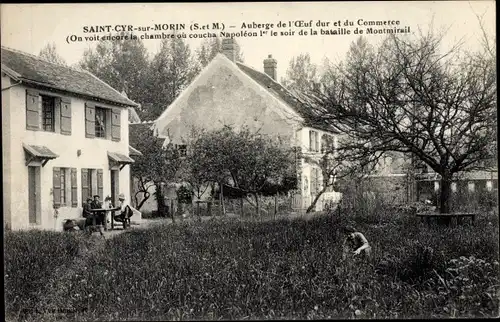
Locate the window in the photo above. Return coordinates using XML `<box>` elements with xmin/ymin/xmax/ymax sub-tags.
<box><xmin>81</xmin><ymin>168</ymin><xmax>104</xmax><ymax>202</ymax></box>
<box><xmin>41</xmin><ymin>95</ymin><xmax>55</xmax><ymax>132</ymax></box>
<box><xmin>309</xmin><ymin>130</ymin><xmax>319</xmax><ymax>152</ymax></box>
<box><xmin>95</xmin><ymin>107</ymin><xmax>107</xmax><ymax>138</ymax></box>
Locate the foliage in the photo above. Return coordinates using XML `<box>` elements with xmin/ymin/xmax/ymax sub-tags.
<box><xmin>177</xmin><ymin>185</ymin><xmax>193</xmax><ymax>204</ymax></box>
<box><xmin>281</xmin><ymin>53</ymin><xmax>318</xmax><ymax>95</ymax></box>
<box><xmin>185</xmin><ymin>126</ymin><xmax>297</xmax><ymax>214</ymax></box>
<box><xmin>5</xmin><ymin>207</ymin><xmax>499</xmax><ymax>321</ymax></box>
<box><xmin>78</xmin><ymin>32</ymin><xmax>150</xmax><ymax>116</ymax></box>
<box><xmin>302</xmin><ymin>32</ymin><xmax>497</xmax><ymax>213</ymax></box>
<box><xmin>196</xmin><ymin>36</ymin><xmax>244</xmax><ymax>67</ymax></box>
<box><xmin>38</xmin><ymin>42</ymin><xmax>67</xmax><ymax>65</ymax></box>
<box><xmin>146</xmin><ymin>37</ymin><xmax>200</xmax><ymax>121</ymax></box>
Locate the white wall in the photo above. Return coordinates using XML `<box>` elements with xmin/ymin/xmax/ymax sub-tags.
<box><xmin>4</xmin><ymin>82</ymin><xmax>131</xmax><ymax>231</ymax></box>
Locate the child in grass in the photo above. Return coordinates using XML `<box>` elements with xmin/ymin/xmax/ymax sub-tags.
<box><xmin>342</xmin><ymin>226</ymin><xmax>372</xmax><ymax>260</ymax></box>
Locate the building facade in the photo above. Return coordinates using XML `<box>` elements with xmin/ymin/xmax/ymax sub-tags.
<box><xmin>153</xmin><ymin>38</ymin><xmax>342</xmax><ymax>212</ymax></box>
<box><xmin>2</xmin><ymin>46</ymin><xmax>140</xmax><ymax>231</ymax></box>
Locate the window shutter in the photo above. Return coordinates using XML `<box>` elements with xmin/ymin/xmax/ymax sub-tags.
<box><xmin>26</xmin><ymin>90</ymin><xmax>40</xmax><ymax>130</ymax></box>
<box><xmin>309</xmin><ymin>130</ymin><xmax>314</xmax><ymax>151</ymax></box>
<box><xmin>310</xmin><ymin>168</ymin><xmax>316</xmax><ymax>196</ymax></box>
<box><xmin>61</xmin><ymin>97</ymin><xmax>72</xmax><ymax>135</ymax></box>
<box><xmin>85</xmin><ymin>103</ymin><xmax>95</xmax><ymax>138</ymax></box>
<box><xmin>97</xmin><ymin>169</ymin><xmax>104</xmax><ymax>198</ymax></box>
<box><xmin>111</xmin><ymin>108</ymin><xmax>121</xmax><ymax>141</ymax></box>
<box><xmin>315</xmin><ymin>132</ymin><xmax>319</xmax><ymax>152</ymax></box>
<box><xmin>53</xmin><ymin>167</ymin><xmax>61</xmax><ymax>207</ymax></box>
<box><xmin>81</xmin><ymin>168</ymin><xmax>89</xmax><ymax>204</ymax></box>
<box><xmin>71</xmin><ymin>168</ymin><xmax>78</xmax><ymax>207</ymax></box>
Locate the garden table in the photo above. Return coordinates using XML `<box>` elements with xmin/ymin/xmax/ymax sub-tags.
<box><xmin>89</xmin><ymin>207</ymin><xmax>121</xmax><ymax>231</ymax></box>
<box><xmin>416</xmin><ymin>212</ymin><xmax>476</xmax><ymax>226</ymax></box>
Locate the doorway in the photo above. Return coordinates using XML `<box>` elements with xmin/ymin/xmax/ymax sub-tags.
<box><xmin>110</xmin><ymin>170</ymin><xmax>119</xmax><ymax>206</ymax></box>
<box><xmin>28</xmin><ymin>166</ymin><xmax>41</xmax><ymax>224</ymax></box>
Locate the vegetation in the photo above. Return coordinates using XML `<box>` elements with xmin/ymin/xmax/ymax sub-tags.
<box><xmin>5</xmin><ymin>205</ymin><xmax>499</xmax><ymax>321</ymax></box>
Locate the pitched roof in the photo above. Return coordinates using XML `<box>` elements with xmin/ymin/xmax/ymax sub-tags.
<box><xmin>235</xmin><ymin>61</ymin><xmax>336</xmax><ymax>133</ymax></box>
<box><xmin>1</xmin><ymin>46</ymin><xmax>138</xmax><ymax>107</ymax></box>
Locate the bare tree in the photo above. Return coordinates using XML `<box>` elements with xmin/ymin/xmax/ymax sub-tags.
<box><xmin>301</xmin><ymin>31</ymin><xmax>496</xmax><ymax>214</ymax></box>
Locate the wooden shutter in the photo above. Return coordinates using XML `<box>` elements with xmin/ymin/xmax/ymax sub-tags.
<box><xmin>85</xmin><ymin>103</ymin><xmax>95</xmax><ymax>138</ymax></box>
<box><xmin>309</xmin><ymin>130</ymin><xmax>314</xmax><ymax>152</ymax></box>
<box><xmin>97</xmin><ymin>169</ymin><xmax>104</xmax><ymax>198</ymax></box>
<box><xmin>53</xmin><ymin>167</ymin><xmax>61</xmax><ymax>207</ymax></box>
<box><xmin>81</xmin><ymin>168</ymin><xmax>89</xmax><ymax>204</ymax></box>
<box><xmin>26</xmin><ymin>90</ymin><xmax>40</xmax><ymax>130</ymax></box>
<box><xmin>71</xmin><ymin>168</ymin><xmax>78</xmax><ymax>207</ymax></box>
<box><xmin>315</xmin><ymin>132</ymin><xmax>319</xmax><ymax>152</ymax></box>
<box><xmin>310</xmin><ymin>168</ymin><xmax>317</xmax><ymax>196</ymax></box>
<box><xmin>111</xmin><ymin>108</ymin><xmax>121</xmax><ymax>141</ymax></box>
<box><xmin>60</xmin><ymin>97</ymin><xmax>72</xmax><ymax>135</ymax></box>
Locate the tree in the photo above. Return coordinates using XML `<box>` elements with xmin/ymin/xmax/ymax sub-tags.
<box><xmin>146</xmin><ymin>37</ymin><xmax>200</xmax><ymax>121</ymax></box>
<box><xmin>281</xmin><ymin>53</ymin><xmax>319</xmax><ymax>95</ymax></box>
<box><xmin>195</xmin><ymin>37</ymin><xmax>244</xmax><ymax>68</ymax></box>
<box><xmin>302</xmin><ymin>32</ymin><xmax>496</xmax><ymax>214</ymax></box>
<box><xmin>38</xmin><ymin>43</ymin><xmax>67</xmax><ymax>65</ymax></box>
<box><xmin>78</xmin><ymin>32</ymin><xmax>150</xmax><ymax>115</ymax></box>
<box><xmin>130</xmin><ymin>124</ymin><xmax>184</xmax><ymax>219</ymax></box>
<box><xmin>187</xmin><ymin>126</ymin><xmax>296</xmax><ymax>217</ymax></box>
<box><xmin>130</xmin><ymin>126</ymin><xmax>163</xmax><ymax>210</ymax></box>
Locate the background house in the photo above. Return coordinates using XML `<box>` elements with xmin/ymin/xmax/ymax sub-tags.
<box><xmin>2</xmin><ymin>46</ymin><xmax>140</xmax><ymax>231</ymax></box>
<box><xmin>153</xmin><ymin>38</ymin><xmax>342</xmax><ymax>212</ymax></box>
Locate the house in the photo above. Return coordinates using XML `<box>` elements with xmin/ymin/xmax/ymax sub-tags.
<box><xmin>363</xmin><ymin>150</ymin><xmax>498</xmax><ymax>208</ymax></box>
<box><xmin>1</xmin><ymin>46</ymin><xmax>141</xmax><ymax>231</ymax></box>
<box><xmin>153</xmin><ymin>38</ymin><xmax>342</xmax><ymax>211</ymax></box>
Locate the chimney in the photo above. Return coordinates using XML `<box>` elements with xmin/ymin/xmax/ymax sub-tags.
<box><xmin>222</xmin><ymin>37</ymin><xmax>239</xmax><ymax>62</ymax></box>
<box><xmin>263</xmin><ymin>54</ymin><xmax>277</xmax><ymax>80</ymax></box>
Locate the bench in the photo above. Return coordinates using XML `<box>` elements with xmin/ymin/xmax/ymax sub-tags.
<box><xmin>416</xmin><ymin>212</ymin><xmax>477</xmax><ymax>226</ymax></box>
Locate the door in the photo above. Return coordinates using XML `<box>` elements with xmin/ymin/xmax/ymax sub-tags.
<box><xmin>28</xmin><ymin>166</ymin><xmax>39</xmax><ymax>224</ymax></box>
<box><xmin>110</xmin><ymin>170</ymin><xmax>119</xmax><ymax>206</ymax></box>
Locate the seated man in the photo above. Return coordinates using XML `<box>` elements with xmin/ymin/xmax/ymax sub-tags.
<box><xmin>114</xmin><ymin>193</ymin><xmax>133</xmax><ymax>229</ymax></box>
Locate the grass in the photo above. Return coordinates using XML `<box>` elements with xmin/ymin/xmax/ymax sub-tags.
<box><xmin>4</xmin><ymin>208</ymin><xmax>500</xmax><ymax>321</ymax></box>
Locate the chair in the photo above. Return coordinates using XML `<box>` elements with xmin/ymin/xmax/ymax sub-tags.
<box><xmin>113</xmin><ymin>206</ymin><xmax>133</xmax><ymax>229</ymax></box>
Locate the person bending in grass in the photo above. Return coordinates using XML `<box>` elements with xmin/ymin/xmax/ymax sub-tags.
<box><xmin>342</xmin><ymin>226</ymin><xmax>371</xmax><ymax>260</ymax></box>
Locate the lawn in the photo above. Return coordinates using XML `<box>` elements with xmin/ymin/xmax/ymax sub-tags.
<box><xmin>4</xmin><ymin>209</ymin><xmax>500</xmax><ymax>321</ymax></box>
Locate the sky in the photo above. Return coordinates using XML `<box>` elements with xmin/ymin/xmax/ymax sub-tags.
<box><xmin>1</xmin><ymin>1</ymin><xmax>496</xmax><ymax>81</ymax></box>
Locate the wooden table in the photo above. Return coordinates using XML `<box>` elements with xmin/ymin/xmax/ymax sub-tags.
<box><xmin>89</xmin><ymin>207</ymin><xmax>120</xmax><ymax>231</ymax></box>
<box><xmin>416</xmin><ymin>212</ymin><xmax>477</xmax><ymax>226</ymax></box>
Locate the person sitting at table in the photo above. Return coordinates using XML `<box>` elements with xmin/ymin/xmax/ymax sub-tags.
<box><xmin>114</xmin><ymin>193</ymin><xmax>133</xmax><ymax>229</ymax></box>
<box><xmin>103</xmin><ymin>195</ymin><xmax>113</xmax><ymax>231</ymax></box>
<box><xmin>82</xmin><ymin>197</ymin><xmax>93</xmax><ymax>218</ymax></box>
<box><xmin>91</xmin><ymin>194</ymin><xmax>106</xmax><ymax>228</ymax></box>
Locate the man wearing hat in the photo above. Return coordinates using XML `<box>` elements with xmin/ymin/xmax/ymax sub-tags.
<box><xmin>114</xmin><ymin>193</ymin><xmax>133</xmax><ymax>229</ymax></box>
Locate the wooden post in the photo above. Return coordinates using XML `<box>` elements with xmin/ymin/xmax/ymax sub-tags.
<box><xmin>220</xmin><ymin>183</ymin><xmax>226</xmax><ymax>216</ymax></box>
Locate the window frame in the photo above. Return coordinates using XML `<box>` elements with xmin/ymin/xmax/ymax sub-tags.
<box><xmin>95</xmin><ymin>106</ymin><xmax>108</xmax><ymax>138</ymax></box>
<box><xmin>41</xmin><ymin>94</ymin><xmax>56</xmax><ymax>132</ymax></box>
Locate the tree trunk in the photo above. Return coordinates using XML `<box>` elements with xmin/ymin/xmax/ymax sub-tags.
<box><xmin>439</xmin><ymin>176</ymin><xmax>452</xmax><ymax>214</ymax></box>
<box><xmin>254</xmin><ymin>193</ymin><xmax>260</xmax><ymax>218</ymax></box>
<box><xmin>155</xmin><ymin>183</ymin><xmax>166</xmax><ymax>217</ymax></box>
<box><xmin>135</xmin><ymin>192</ymin><xmax>150</xmax><ymax>210</ymax></box>
<box><xmin>240</xmin><ymin>197</ymin><xmax>244</xmax><ymax>217</ymax></box>
<box><xmin>219</xmin><ymin>183</ymin><xmax>226</xmax><ymax>216</ymax></box>
<box><xmin>306</xmin><ymin>186</ymin><xmax>328</xmax><ymax>213</ymax></box>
